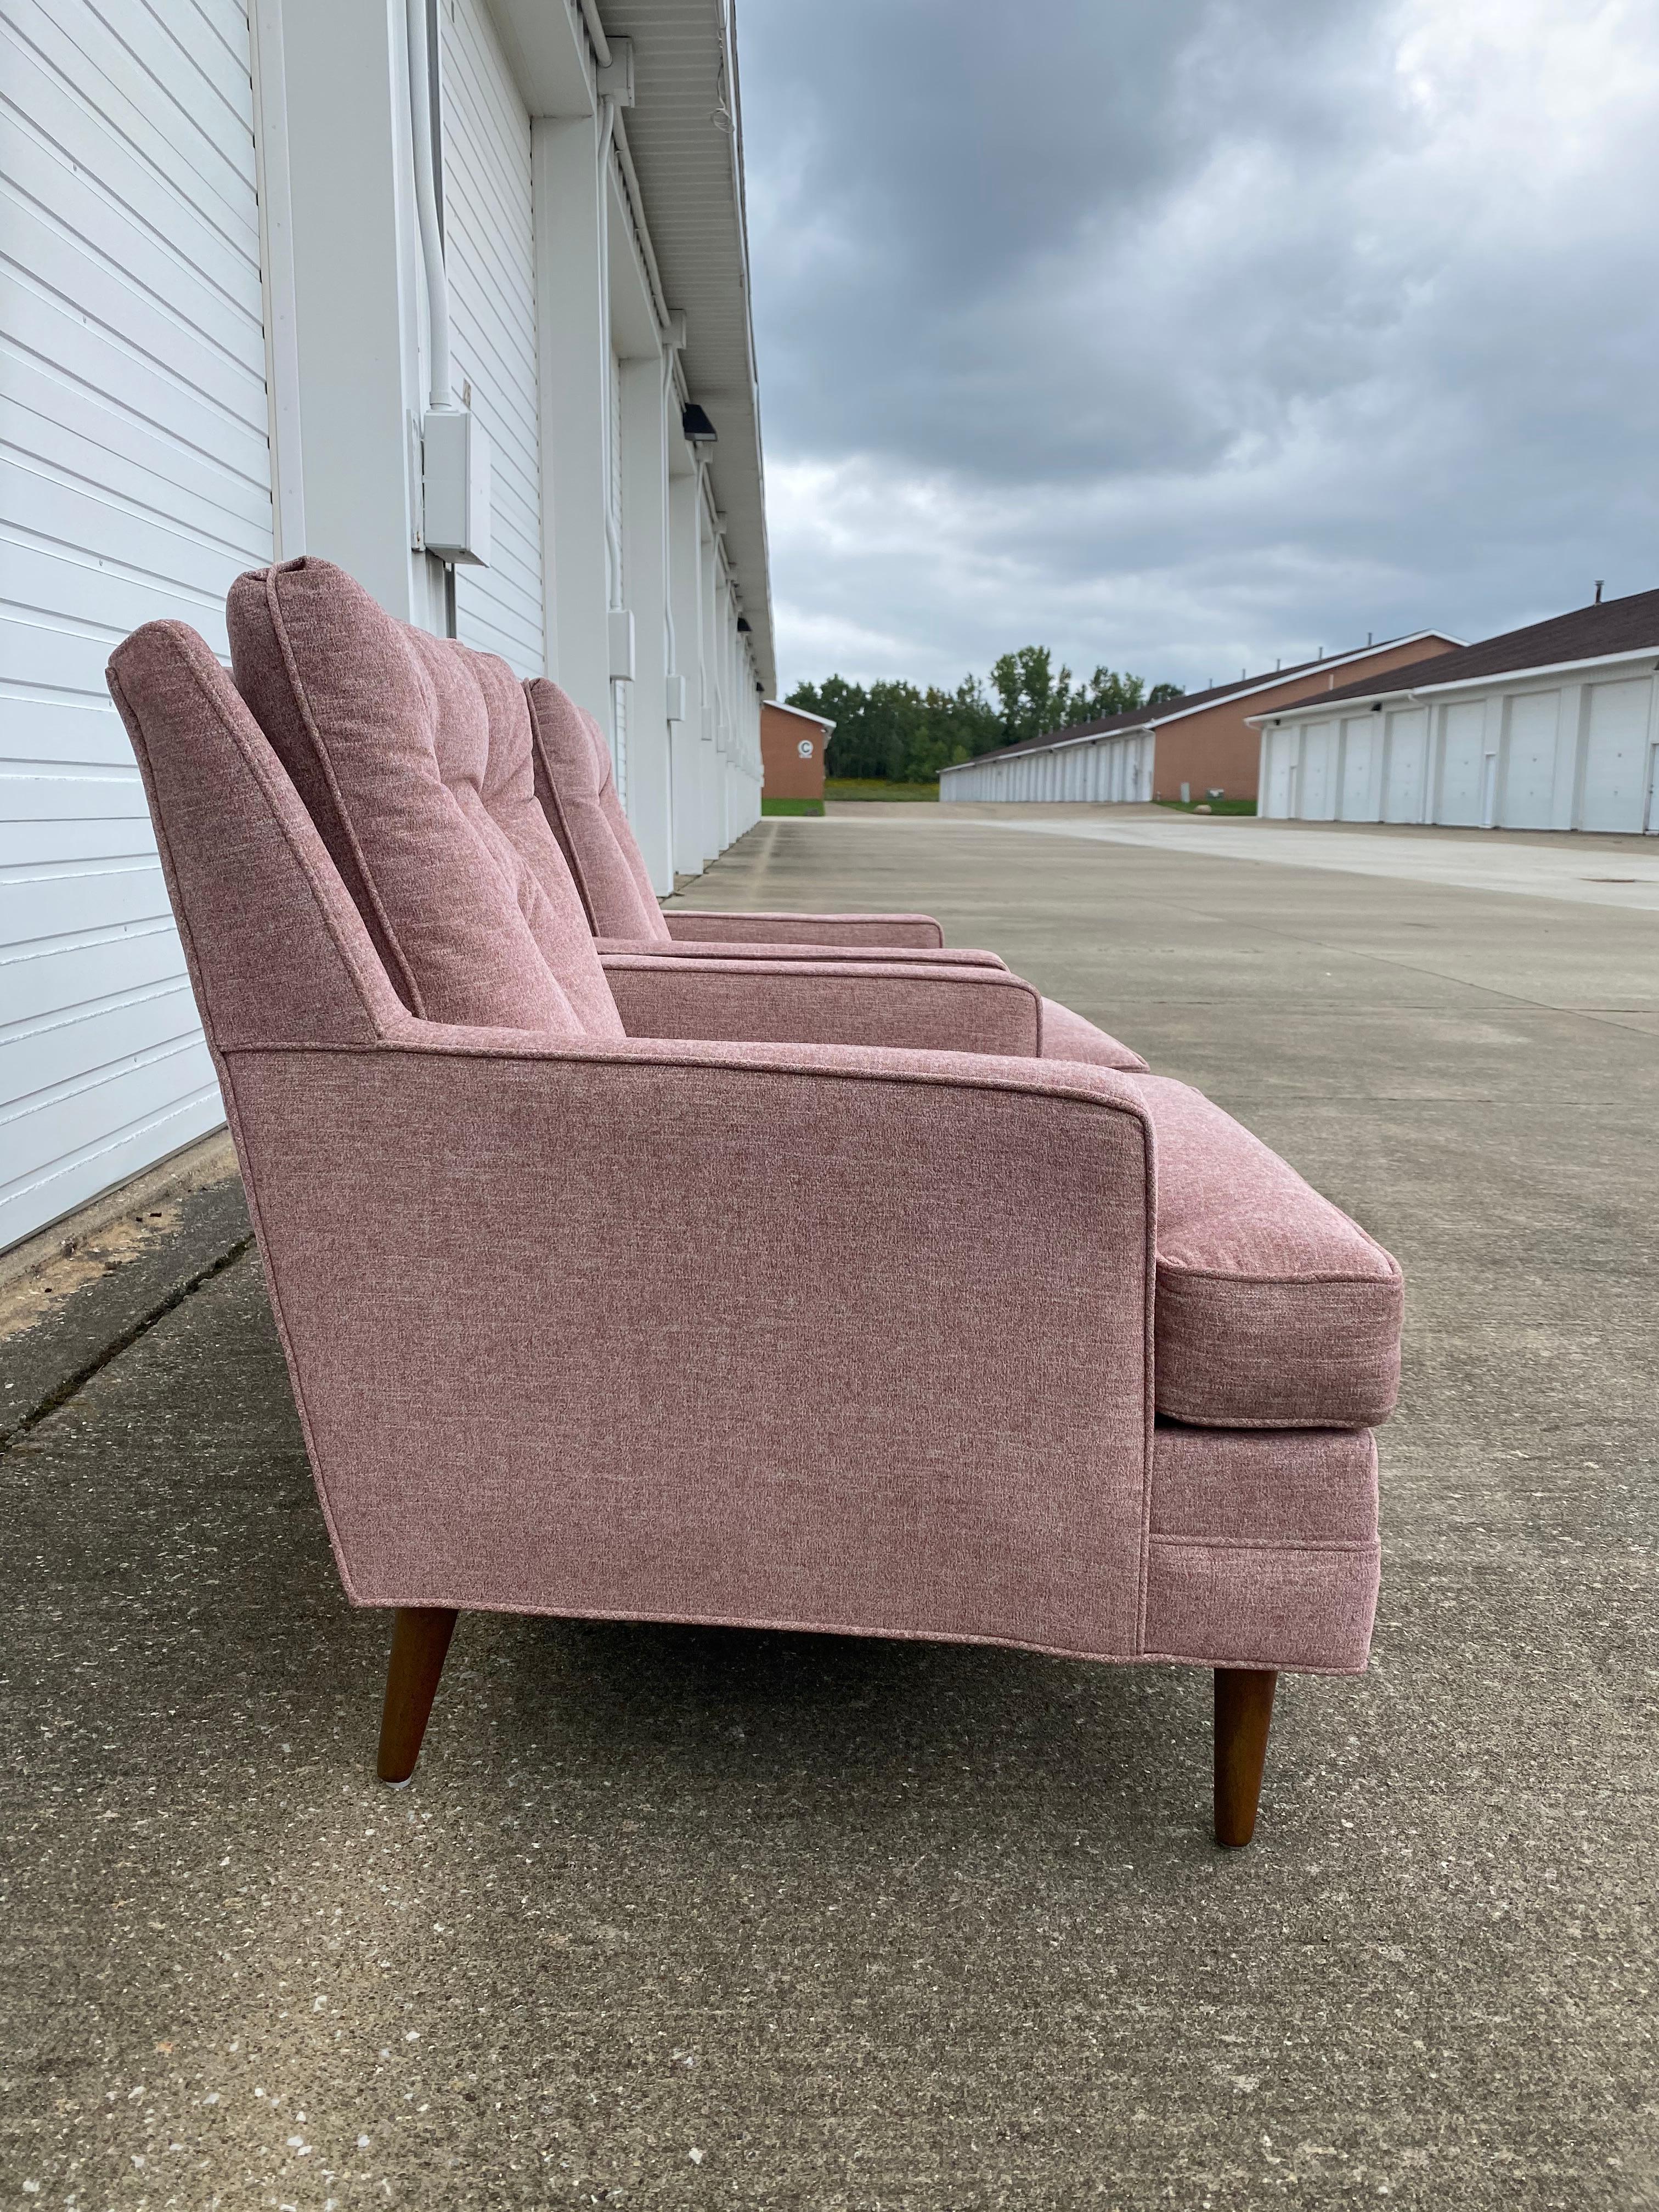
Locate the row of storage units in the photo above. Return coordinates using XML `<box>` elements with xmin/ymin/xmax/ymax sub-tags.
<box><xmin>942</xmin><ymin>730</ymin><xmax>1155</xmax><ymax>804</ymax></box>
<box><xmin>1258</xmin><ymin>666</ymin><xmax>1659</xmax><ymax>833</ymax></box>
<box><xmin>0</xmin><ymin>0</ymin><xmax>770</xmax><ymax>1250</ymax></box>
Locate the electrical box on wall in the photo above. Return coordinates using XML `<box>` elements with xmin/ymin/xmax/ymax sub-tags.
<box><xmin>422</xmin><ymin>407</ymin><xmax>491</xmax><ymax>565</ymax></box>
<box><xmin>664</xmin><ymin>674</ymin><xmax>687</xmax><ymax>723</ymax></box>
<box><xmin>608</xmin><ymin>608</ymin><xmax>636</xmax><ymax>681</ymax></box>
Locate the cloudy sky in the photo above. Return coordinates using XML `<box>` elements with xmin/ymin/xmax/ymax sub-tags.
<box><xmin>735</xmin><ymin>0</ymin><xmax>1659</xmax><ymax>698</ymax></box>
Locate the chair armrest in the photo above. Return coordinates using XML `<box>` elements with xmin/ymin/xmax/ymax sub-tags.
<box><xmin>596</xmin><ymin>936</ymin><xmax>1007</xmax><ymax>970</ymax></box>
<box><xmin>220</xmin><ymin>1028</ymin><xmax>1155</xmax><ymax>1657</ymax></box>
<box><xmin>597</xmin><ymin>954</ymin><xmax>1041</xmax><ymax>1053</ymax></box>
<box><xmin>663</xmin><ymin>909</ymin><xmax>945</xmax><ymax>949</ymax></box>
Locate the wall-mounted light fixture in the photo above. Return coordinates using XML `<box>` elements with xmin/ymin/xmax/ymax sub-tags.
<box><xmin>681</xmin><ymin>403</ymin><xmax>717</xmax><ymax>444</ymax></box>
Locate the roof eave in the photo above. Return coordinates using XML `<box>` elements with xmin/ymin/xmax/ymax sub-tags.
<box><xmin>1248</xmin><ymin>641</ymin><xmax>1659</xmax><ymax>724</ymax></box>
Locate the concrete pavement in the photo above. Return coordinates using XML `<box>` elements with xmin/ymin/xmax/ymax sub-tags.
<box><xmin>2</xmin><ymin>810</ymin><xmax>1655</xmax><ymax>2208</ymax></box>
<box><xmin>880</xmin><ymin>800</ymin><xmax>1659</xmax><ymax>913</ymax></box>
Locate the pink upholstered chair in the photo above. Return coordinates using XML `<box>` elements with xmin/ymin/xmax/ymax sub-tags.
<box><xmin>524</xmin><ymin>676</ymin><xmax>998</xmax><ymax>961</ymax></box>
<box><xmin>523</xmin><ymin>676</ymin><xmax>1150</xmax><ymax>1068</ymax></box>
<box><xmin>108</xmin><ymin>558</ymin><xmax>1402</xmax><ymax>1846</ymax></box>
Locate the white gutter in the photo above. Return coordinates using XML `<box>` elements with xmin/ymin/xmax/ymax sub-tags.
<box><xmin>613</xmin><ymin>111</ymin><xmax>672</xmax><ymax>337</ymax></box>
<box><xmin>1246</xmin><ymin>642</ymin><xmax>1659</xmax><ymax>726</ymax></box>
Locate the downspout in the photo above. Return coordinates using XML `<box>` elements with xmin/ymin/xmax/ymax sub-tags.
<box><xmin>596</xmin><ymin>96</ymin><xmax>622</xmax><ymax>627</ymax></box>
<box><xmin>661</xmin><ymin>325</ymin><xmax>685</xmax><ymax>695</ymax></box>
<box><xmin>404</xmin><ymin>0</ymin><xmax>456</xmax><ymax>631</ymax></box>
<box><xmin>405</xmin><ymin>0</ymin><xmax>450</xmax><ymax>409</ymax></box>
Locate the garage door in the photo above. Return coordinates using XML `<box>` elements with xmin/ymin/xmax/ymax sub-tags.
<box><xmin>1339</xmin><ymin>718</ymin><xmax>1377</xmax><ymax>819</ymax></box>
<box><xmin>1262</xmin><ymin>729</ymin><xmax>1297</xmax><ymax>817</ymax></box>
<box><xmin>1579</xmin><ymin>677</ymin><xmax>1652</xmax><ymax>833</ymax></box>
<box><xmin>1382</xmin><ymin>709</ymin><xmax>1428</xmax><ymax>822</ymax></box>
<box><xmin>0</xmin><ymin>0</ymin><xmax>275</xmax><ymax>1248</ymax></box>
<box><xmin>1298</xmin><ymin>721</ymin><xmax>1336</xmax><ymax>819</ymax></box>
<box><xmin>1501</xmin><ymin>690</ymin><xmax>1560</xmax><ymax>830</ymax></box>
<box><xmin>1437</xmin><ymin>701</ymin><xmax>1485</xmax><ymax>827</ymax></box>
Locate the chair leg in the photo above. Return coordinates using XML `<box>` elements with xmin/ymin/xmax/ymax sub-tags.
<box><xmin>377</xmin><ymin>1606</ymin><xmax>459</xmax><ymax>1785</ymax></box>
<box><xmin>1214</xmin><ymin>1667</ymin><xmax>1278</xmax><ymax>1847</ymax></box>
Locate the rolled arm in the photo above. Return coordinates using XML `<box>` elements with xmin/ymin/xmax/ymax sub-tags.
<box><xmin>599</xmin><ymin>953</ymin><xmax>1042</xmax><ymax>1054</ymax></box>
<box><xmin>663</xmin><ymin>909</ymin><xmax>945</xmax><ymax>949</ymax></box>
<box><xmin>221</xmin><ymin>1028</ymin><xmax>1155</xmax><ymax>1658</ymax></box>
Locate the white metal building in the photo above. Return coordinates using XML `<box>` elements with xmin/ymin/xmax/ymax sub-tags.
<box><xmin>941</xmin><ymin>727</ymin><xmax>1159</xmax><ymax>805</ymax></box>
<box><xmin>1252</xmin><ymin>592</ymin><xmax>1659</xmax><ymax>834</ymax></box>
<box><xmin>1</xmin><ymin>0</ymin><xmax>771</xmax><ymax>1249</ymax></box>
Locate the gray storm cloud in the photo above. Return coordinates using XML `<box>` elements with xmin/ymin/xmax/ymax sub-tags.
<box><xmin>737</xmin><ymin>0</ymin><xmax>1659</xmax><ymax>693</ymax></box>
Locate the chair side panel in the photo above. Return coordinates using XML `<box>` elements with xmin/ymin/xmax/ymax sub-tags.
<box><xmin>225</xmin><ymin>1046</ymin><xmax>1155</xmax><ymax>1662</ymax></box>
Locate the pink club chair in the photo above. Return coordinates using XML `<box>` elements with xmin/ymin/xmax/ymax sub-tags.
<box><xmin>524</xmin><ymin>675</ymin><xmax>973</xmax><ymax>956</ymax></box>
<box><xmin>522</xmin><ymin>679</ymin><xmax>1147</xmax><ymax>1074</ymax></box>
<box><xmin>107</xmin><ymin>559</ymin><xmax>1402</xmax><ymax>1847</ymax></box>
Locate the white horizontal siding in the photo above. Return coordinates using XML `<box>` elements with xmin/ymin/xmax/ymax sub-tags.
<box><xmin>441</xmin><ymin>0</ymin><xmax>543</xmax><ymax>676</ymax></box>
<box><xmin>0</xmin><ymin>0</ymin><xmax>273</xmax><ymax>1248</ymax></box>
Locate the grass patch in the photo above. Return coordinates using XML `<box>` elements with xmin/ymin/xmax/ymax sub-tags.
<box><xmin>761</xmin><ymin>797</ymin><xmax>825</xmax><ymax>817</ymax></box>
<box><xmin>1155</xmin><ymin>796</ymin><xmax>1258</xmax><ymax>815</ymax></box>
<box><xmin>825</xmin><ymin>778</ymin><xmax>940</xmax><ymax>803</ymax></box>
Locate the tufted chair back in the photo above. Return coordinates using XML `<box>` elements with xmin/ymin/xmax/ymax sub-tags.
<box><xmin>227</xmin><ymin>558</ymin><xmax>622</xmax><ymax>1037</ymax></box>
<box><xmin>523</xmin><ymin>676</ymin><xmax>670</xmax><ymax>941</ymax></box>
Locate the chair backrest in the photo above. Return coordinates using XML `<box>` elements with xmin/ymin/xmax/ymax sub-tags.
<box><xmin>523</xmin><ymin>676</ymin><xmax>670</xmax><ymax>941</ymax></box>
<box><xmin>107</xmin><ymin>618</ymin><xmax>413</xmax><ymax>1054</ymax></box>
<box><xmin>225</xmin><ymin>558</ymin><xmax>623</xmax><ymax>1037</ymax></box>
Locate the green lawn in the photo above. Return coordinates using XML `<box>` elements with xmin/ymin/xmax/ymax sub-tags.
<box><xmin>761</xmin><ymin>797</ymin><xmax>825</xmax><ymax>817</ymax></box>
<box><xmin>1155</xmin><ymin>796</ymin><xmax>1258</xmax><ymax>816</ymax></box>
<box><xmin>824</xmin><ymin>778</ymin><xmax>940</xmax><ymax>803</ymax></box>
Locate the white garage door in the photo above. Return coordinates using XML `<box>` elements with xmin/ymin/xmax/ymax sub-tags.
<box><xmin>1437</xmin><ymin>701</ymin><xmax>1486</xmax><ymax>827</ymax></box>
<box><xmin>1298</xmin><ymin>721</ymin><xmax>1336</xmax><ymax>819</ymax></box>
<box><xmin>1579</xmin><ymin>678</ymin><xmax>1652</xmax><ymax>833</ymax></box>
<box><xmin>1382</xmin><ymin>709</ymin><xmax>1428</xmax><ymax>822</ymax></box>
<box><xmin>1262</xmin><ymin>729</ymin><xmax>1297</xmax><ymax>817</ymax></box>
<box><xmin>1</xmin><ymin>0</ymin><xmax>274</xmax><ymax>1249</ymax></box>
<box><xmin>1501</xmin><ymin>689</ymin><xmax>1560</xmax><ymax>830</ymax></box>
<box><xmin>441</xmin><ymin>0</ymin><xmax>543</xmax><ymax>676</ymax></box>
<box><xmin>1339</xmin><ymin>718</ymin><xmax>1377</xmax><ymax>819</ymax></box>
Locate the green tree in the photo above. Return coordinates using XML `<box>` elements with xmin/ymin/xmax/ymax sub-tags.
<box><xmin>1076</xmin><ymin>667</ymin><xmax>1145</xmax><ymax>721</ymax></box>
<box><xmin>989</xmin><ymin>646</ymin><xmax>1075</xmax><ymax>746</ymax></box>
<box><xmin>789</xmin><ymin>651</ymin><xmax>1181</xmax><ymax>778</ymax></box>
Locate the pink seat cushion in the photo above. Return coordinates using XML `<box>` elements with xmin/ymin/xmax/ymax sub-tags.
<box><xmin>1136</xmin><ymin>1077</ymin><xmax>1402</xmax><ymax>1429</ymax></box>
<box><xmin>524</xmin><ymin>676</ymin><xmax>669</xmax><ymax>941</ymax></box>
<box><xmin>228</xmin><ymin>560</ymin><xmax>622</xmax><ymax>1039</ymax></box>
<box><xmin>1038</xmin><ymin>997</ymin><xmax>1147</xmax><ymax>1073</ymax></box>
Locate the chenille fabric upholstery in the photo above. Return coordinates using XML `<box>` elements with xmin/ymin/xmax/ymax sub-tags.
<box><xmin>226</xmin><ymin>558</ymin><xmax>620</xmax><ymax>1038</ymax></box>
<box><xmin>602</xmin><ymin>955</ymin><xmax>1044</xmax><ymax>1053</ymax></box>
<box><xmin>1038</xmin><ymin>998</ymin><xmax>1148</xmax><ymax>1072</ymax></box>
<box><xmin>1135</xmin><ymin>1076</ymin><xmax>1403</xmax><ymax>1429</ymax></box>
<box><xmin>524</xmin><ymin>676</ymin><xmax>670</xmax><ymax>940</ymax></box>
<box><xmin>107</xmin><ymin>577</ymin><xmax>1401</xmax><ymax>1688</ymax></box>
<box><xmin>227</xmin><ymin>561</ymin><xmax>1095</xmax><ymax>1059</ymax></box>
<box><xmin>523</xmin><ymin>674</ymin><xmax>986</xmax><ymax>960</ymax></box>
<box><xmin>518</xmin><ymin>673</ymin><xmax>1145</xmax><ymax>1066</ymax></box>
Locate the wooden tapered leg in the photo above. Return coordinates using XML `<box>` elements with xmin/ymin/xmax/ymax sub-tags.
<box><xmin>377</xmin><ymin>1607</ymin><xmax>458</xmax><ymax>1784</ymax></box>
<box><xmin>1214</xmin><ymin>1667</ymin><xmax>1278</xmax><ymax>1847</ymax></box>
